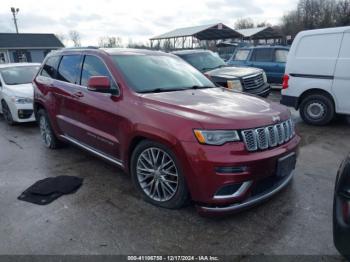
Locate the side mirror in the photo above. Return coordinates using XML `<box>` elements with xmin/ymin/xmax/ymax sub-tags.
<box><xmin>87</xmin><ymin>76</ymin><xmax>110</xmax><ymax>92</ymax></box>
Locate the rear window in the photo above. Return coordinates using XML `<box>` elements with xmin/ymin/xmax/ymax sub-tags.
<box><xmin>251</xmin><ymin>49</ymin><xmax>273</xmax><ymax>62</ymax></box>
<box><xmin>57</xmin><ymin>55</ymin><xmax>82</xmax><ymax>84</ymax></box>
<box><xmin>232</xmin><ymin>50</ymin><xmax>250</xmax><ymax>61</ymax></box>
<box><xmin>40</xmin><ymin>56</ymin><xmax>60</xmax><ymax>78</ymax></box>
<box><xmin>296</xmin><ymin>33</ymin><xmax>343</xmax><ymax>58</ymax></box>
<box><xmin>275</xmin><ymin>49</ymin><xmax>289</xmax><ymax>63</ymax></box>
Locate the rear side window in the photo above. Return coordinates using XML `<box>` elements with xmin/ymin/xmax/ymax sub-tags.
<box><xmin>40</xmin><ymin>56</ymin><xmax>60</xmax><ymax>78</ymax></box>
<box><xmin>80</xmin><ymin>55</ymin><xmax>117</xmax><ymax>90</ymax></box>
<box><xmin>233</xmin><ymin>50</ymin><xmax>250</xmax><ymax>61</ymax></box>
<box><xmin>57</xmin><ymin>55</ymin><xmax>82</xmax><ymax>84</ymax></box>
<box><xmin>296</xmin><ymin>33</ymin><xmax>343</xmax><ymax>58</ymax></box>
<box><xmin>251</xmin><ymin>49</ymin><xmax>273</xmax><ymax>62</ymax></box>
<box><xmin>275</xmin><ymin>49</ymin><xmax>289</xmax><ymax>63</ymax></box>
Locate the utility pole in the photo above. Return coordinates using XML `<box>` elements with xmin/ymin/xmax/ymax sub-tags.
<box><xmin>10</xmin><ymin>7</ymin><xmax>19</xmax><ymax>34</ymax></box>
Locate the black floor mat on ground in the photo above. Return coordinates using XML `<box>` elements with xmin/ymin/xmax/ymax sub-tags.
<box><xmin>18</xmin><ymin>176</ymin><xmax>83</xmax><ymax>205</ymax></box>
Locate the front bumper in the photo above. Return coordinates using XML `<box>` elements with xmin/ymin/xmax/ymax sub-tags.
<box><xmin>244</xmin><ymin>83</ymin><xmax>271</xmax><ymax>97</ymax></box>
<box><xmin>178</xmin><ymin>135</ymin><xmax>300</xmax><ymax>214</ymax></box>
<box><xmin>280</xmin><ymin>95</ymin><xmax>298</xmax><ymax>109</ymax></box>
<box><xmin>9</xmin><ymin>102</ymin><xmax>35</xmax><ymax>123</ymax></box>
<box><xmin>197</xmin><ymin>170</ymin><xmax>294</xmax><ymax>216</ymax></box>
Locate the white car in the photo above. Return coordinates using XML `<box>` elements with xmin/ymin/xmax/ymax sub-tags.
<box><xmin>281</xmin><ymin>26</ymin><xmax>350</xmax><ymax>125</ymax></box>
<box><xmin>0</xmin><ymin>63</ymin><xmax>40</xmax><ymax>125</ymax></box>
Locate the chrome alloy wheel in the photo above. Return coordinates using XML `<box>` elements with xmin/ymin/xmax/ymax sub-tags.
<box><xmin>136</xmin><ymin>147</ymin><xmax>178</xmax><ymax>202</ymax></box>
<box><xmin>306</xmin><ymin>102</ymin><xmax>326</xmax><ymax>119</ymax></box>
<box><xmin>39</xmin><ymin>116</ymin><xmax>53</xmax><ymax>147</ymax></box>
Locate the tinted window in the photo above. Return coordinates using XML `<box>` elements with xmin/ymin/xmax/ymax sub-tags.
<box><xmin>232</xmin><ymin>50</ymin><xmax>250</xmax><ymax>61</ymax></box>
<box><xmin>251</xmin><ymin>49</ymin><xmax>273</xmax><ymax>62</ymax></box>
<box><xmin>111</xmin><ymin>55</ymin><xmax>215</xmax><ymax>93</ymax></box>
<box><xmin>40</xmin><ymin>56</ymin><xmax>60</xmax><ymax>78</ymax></box>
<box><xmin>275</xmin><ymin>49</ymin><xmax>289</xmax><ymax>63</ymax></box>
<box><xmin>0</xmin><ymin>66</ymin><xmax>40</xmax><ymax>85</ymax></box>
<box><xmin>57</xmin><ymin>55</ymin><xmax>82</xmax><ymax>84</ymax></box>
<box><xmin>81</xmin><ymin>55</ymin><xmax>116</xmax><ymax>89</ymax></box>
<box><xmin>178</xmin><ymin>52</ymin><xmax>226</xmax><ymax>71</ymax></box>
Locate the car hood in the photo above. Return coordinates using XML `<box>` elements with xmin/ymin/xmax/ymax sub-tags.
<box><xmin>5</xmin><ymin>83</ymin><xmax>34</xmax><ymax>98</ymax></box>
<box><xmin>206</xmin><ymin>66</ymin><xmax>262</xmax><ymax>79</ymax></box>
<box><xmin>140</xmin><ymin>88</ymin><xmax>290</xmax><ymax>129</ymax></box>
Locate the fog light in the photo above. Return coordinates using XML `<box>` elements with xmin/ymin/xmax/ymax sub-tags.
<box><xmin>215</xmin><ymin>166</ymin><xmax>247</xmax><ymax>174</ymax></box>
<box><xmin>214</xmin><ymin>181</ymin><xmax>253</xmax><ymax>199</ymax></box>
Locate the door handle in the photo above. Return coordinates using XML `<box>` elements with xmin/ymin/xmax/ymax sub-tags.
<box><xmin>73</xmin><ymin>91</ymin><xmax>84</xmax><ymax>98</ymax></box>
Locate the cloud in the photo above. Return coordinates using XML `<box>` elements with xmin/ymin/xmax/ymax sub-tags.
<box><xmin>0</xmin><ymin>0</ymin><xmax>299</xmax><ymax>45</ymax></box>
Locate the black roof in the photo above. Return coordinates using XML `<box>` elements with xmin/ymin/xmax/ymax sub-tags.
<box><xmin>0</xmin><ymin>33</ymin><xmax>64</xmax><ymax>49</ymax></box>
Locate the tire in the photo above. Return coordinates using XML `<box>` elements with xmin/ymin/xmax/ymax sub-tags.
<box><xmin>1</xmin><ymin>100</ymin><xmax>15</xmax><ymax>126</ymax></box>
<box><xmin>131</xmin><ymin>140</ymin><xmax>189</xmax><ymax>209</ymax></box>
<box><xmin>300</xmin><ymin>94</ymin><xmax>335</xmax><ymax>126</ymax></box>
<box><xmin>37</xmin><ymin>109</ymin><xmax>62</xmax><ymax>149</ymax></box>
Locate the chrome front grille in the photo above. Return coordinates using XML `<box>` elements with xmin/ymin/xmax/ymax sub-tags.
<box><xmin>241</xmin><ymin>119</ymin><xmax>295</xmax><ymax>152</ymax></box>
<box><xmin>242</xmin><ymin>73</ymin><xmax>265</xmax><ymax>90</ymax></box>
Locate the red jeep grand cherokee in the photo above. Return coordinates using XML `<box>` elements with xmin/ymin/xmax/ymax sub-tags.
<box><xmin>33</xmin><ymin>48</ymin><xmax>300</xmax><ymax>215</ymax></box>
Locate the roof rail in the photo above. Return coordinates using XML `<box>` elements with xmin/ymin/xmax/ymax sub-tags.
<box><xmin>61</xmin><ymin>46</ymin><xmax>99</xmax><ymax>50</ymax></box>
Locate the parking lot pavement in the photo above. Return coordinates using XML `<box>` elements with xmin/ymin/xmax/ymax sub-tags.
<box><xmin>0</xmin><ymin>90</ymin><xmax>349</xmax><ymax>256</ymax></box>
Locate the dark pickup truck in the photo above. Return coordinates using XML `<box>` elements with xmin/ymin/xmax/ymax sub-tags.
<box><xmin>172</xmin><ymin>49</ymin><xmax>270</xmax><ymax>97</ymax></box>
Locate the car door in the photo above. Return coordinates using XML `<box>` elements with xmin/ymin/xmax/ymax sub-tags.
<box><xmin>71</xmin><ymin>55</ymin><xmax>121</xmax><ymax>161</ymax></box>
<box><xmin>249</xmin><ymin>48</ymin><xmax>274</xmax><ymax>82</ymax></box>
<box><xmin>333</xmin><ymin>32</ymin><xmax>350</xmax><ymax>114</ymax></box>
<box><xmin>333</xmin><ymin>154</ymin><xmax>350</xmax><ymax>259</ymax></box>
<box><xmin>54</xmin><ymin>54</ymin><xmax>85</xmax><ymax>139</ymax></box>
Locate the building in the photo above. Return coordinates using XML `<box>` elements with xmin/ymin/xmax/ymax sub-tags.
<box><xmin>0</xmin><ymin>33</ymin><xmax>64</xmax><ymax>64</ymax></box>
<box><xmin>150</xmin><ymin>23</ymin><xmax>242</xmax><ymax>50</ymax></box>
<box><xmin>235</xmin><ymin>26</ymin><xmax>284</xmax><ymax>45</ymax></box>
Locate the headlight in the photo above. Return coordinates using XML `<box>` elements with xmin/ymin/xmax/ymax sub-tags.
<box><xmin>262</xmin><ymin>72</ymin><xmax>267</xmax><ymax>83</ymax></box>
<box><xmin>11</xmin><ymin>96</ymin><xmax>33</xmax><ymax>104</ymax></box>
<box><xmin>227</xmin><ymin>79</ymin><xmax>243</xmax><ymax>91</ymax></box>
<box><xmin>194</xmin><ymin>130</ymin><xmax>240</xmax><ymax>145</ymax></box>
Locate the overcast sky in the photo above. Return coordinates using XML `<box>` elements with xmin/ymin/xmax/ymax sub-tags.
<box><xmin>0</xmin><ymin>0</ymin><xmax>298</xmax><ymax>46</ymax></box>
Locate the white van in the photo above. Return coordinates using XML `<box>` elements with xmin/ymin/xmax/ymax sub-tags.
<box><xmin>281</xmin><ymin>26</ymin><xmax>350</xmax><ymax>125</ymax></box>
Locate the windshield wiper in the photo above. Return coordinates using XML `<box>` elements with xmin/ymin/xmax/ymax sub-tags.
<box><xmin>186</xmin><ymin>85</ymin><xmax>215</xmax><ymax>90</ymax></box>
<box><xmin>138</xmin><ymin>88</ymin><xmax>186</xmax><ymax>94</ymax></box>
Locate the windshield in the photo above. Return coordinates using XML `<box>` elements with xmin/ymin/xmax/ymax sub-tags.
<box><xmin>111</xmin><ymin>54</ymin><xmax>215</xmax><ymax>93</ymax></box>
<box><xmin>178</xmin><ymin>52</ymin><xmax>226</xmax><ymax>72</ymax></box>
<box><xmin>0</xmin><ymin>66</ymin><xmax>39</xmax><ymax>85</ymax></box>
<box><xmin>232</xmin><ymin>50</ymin><xmax>250</xmax><ymax>61</ymax></box>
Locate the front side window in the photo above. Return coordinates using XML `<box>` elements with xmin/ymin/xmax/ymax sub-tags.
<box><xmin>0</xmin><ymin>66</ymin><xmax>40</xmax><ymax>85</ymax></box>
<box><xmin>232</xmin><ymin>50</ymin><xmax>250</xmax><ymax>61</ymax></box>
<box><xmin>57</xmin><ymin>55</ymin><xmax>82</xmax><ymax>84</ymax></box>
<box><xmin>111</xmin><ymin>54</ymin><xmax>215</xmax><ymax>93</ymax></box>
<box><xmin>251</xmin><ymin>49</ymin><xmax>273</xmax><ymax>62</ymax></box>
<box><xmin>41</xmin><ymin>56</ymin><xmax>61</xmax><ymax>79</ymax></box>
<box><xmin>179</xmin><ymin>52</ymin><xmax>226</xmax><ymax>72</ymax></box>
<box><xmin>80</xmin><ymin>55</ymin><xmax>116</xmax><ymax>89</ymax></box>
<box><xmin>275</xmin><ymin>49</ymin><xmax>289</xmax><ymax>63</ymax></box>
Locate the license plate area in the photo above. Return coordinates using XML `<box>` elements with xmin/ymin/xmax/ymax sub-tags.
<box><xmin>276</xmin><ymin>153</ymin><xmax>296</xmax><ymax>178</ymax></box>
